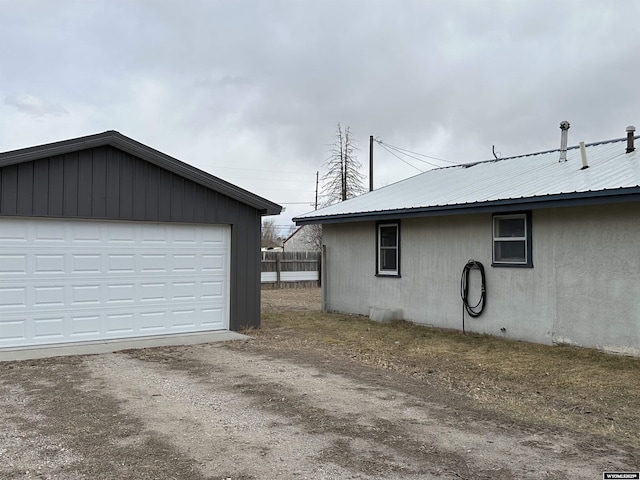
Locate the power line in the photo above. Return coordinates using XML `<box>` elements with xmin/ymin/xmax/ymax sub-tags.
<box><xmin>377</xmin><ymin>140</ymin><xmax>459</xmax><ymax>165</ymax></box>
<box><xmin>377</xmin><ymin>142</ymin><xmax>424</xmax><ymax>173</ymax></box>
<box><xmin>382</xmin><ymin>144</ymin><xmax>440</xmax><ymax>169</ymax></box>
<box><xmin>220</xmin><ymin>175</ymin><xmax>316</xmax><ymax>183</ymax></box>
<box><xmin>380</xmin><ymin>143</ymin><xmax>442</xmax><ymax>169</ymax></box>
<box><xmin>200</xmin><ymin>164</ymin><xmax>312</xmax><ymax>175</ymax></box>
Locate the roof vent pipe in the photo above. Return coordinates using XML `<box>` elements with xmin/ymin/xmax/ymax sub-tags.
<box><xmin>626</xmin><ymin>125</ymin><xmax>636</xmax><ymax>153</ymax></box>
<box><xmin>579</xmin><ymin>141</ymin><xmax>588</xmax><ymax>169</ymax></box>
<box><xmin>559</xmin><ymin>121</ymin><xmax>570</xmax><ymax>162</ymax></box>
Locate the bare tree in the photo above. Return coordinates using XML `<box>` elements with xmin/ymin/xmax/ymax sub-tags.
<box><xmin>321</xmin><ymin>123</ymin><xmax>366</xmax><ymax>206</ymax></box>
<box><xmin>306</xmin><ymin>224</ymin><xmax>323</xmax><ymax>251</ymax></box>
<box><xmin>261</xmin><ymin>218</ymin><xmax>280</xmax><ymax>248</ymax></box>
<box><xmin>294</xmin><ymin>224</ymin><xmax>322</xmax><ymax>251</ymax></box>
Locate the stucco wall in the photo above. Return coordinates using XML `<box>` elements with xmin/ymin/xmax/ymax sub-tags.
<box><xmin>551</xmin><ymin>204</ymin><xmax>640</xmax><ymax>355</ymax></box>
<box><xmin>322</xmin><ymin>203</ymin><xmax>640</xmax><ymax>355</ymax></box>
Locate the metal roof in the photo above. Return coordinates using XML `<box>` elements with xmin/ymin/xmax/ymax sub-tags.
<box><xmin>0</xmin><ymin>130</ymin><xmax>282</xmax><ymax>216</ymax></box>
<box><xmin>295</xmin><ymin>136</ymin><xmax>640</xmax><ymax>224</ymax></box>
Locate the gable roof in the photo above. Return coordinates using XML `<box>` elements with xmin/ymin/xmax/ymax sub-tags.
<box><xmin>0</xmin><ymin>130</ymin><xmax>281</xmax><ymax>216</ymax></box>
<box><xmin>283</xmin><ymin>226</ymin><xmax>304</xmax><ymax>244</ymax></box>
<box><xmin>295</xmin><ymin>136</ymin><xmax>640</xmax><ymax>225</ymax></box>
<box><xmin>282</xmin><ymin>224</ymin><xmax>316</xmax><ymax>245</ymax></box>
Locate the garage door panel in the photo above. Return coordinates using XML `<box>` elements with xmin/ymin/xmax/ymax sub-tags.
<box><xmin>33</xmin><ymin>317</ymin><xmax>65</xmax><ymax>340</ymax></box>
<box><xmin>106</xmin><ymin>313</ymin><xmax>135</xmax><ymax>334</ymax></box>
<box><xmin>35</xmin><ymin>254</ymin><xmax>65</xmax><ymax>274</ymax></box>
<box><xmin>172</xmin><ymin>236</ymin><xmax>197</xmax><ymax>246</ymax></box>
<box><xmin>141</xmin><ymin>254</ymin><xmax>167</xmax><ymax>272</ymax></box>
<box><xmin>0</xmin><ymin>218</ymin><xmax>230</xmax><ymax>349</ymax></box>
<box><xmin>140</xmin><ymin>282</ymin><xmax>166</xmax><ymax>302</ymax></box>
<box><xmin>172</xmin><ymin>282</ymin><xmax>196</xmax><ymax>301</ymax></box>
<box><xmin>106</xmin><ymin>224</ymin><xmax>137</xmax><ymax>243</ymax></box>
<box><xmin>0</xmin><ymin>286</ymin><xmax>26</xmax><ymax>307</ymax></box>
<box><xmin>202</xmin><ymin>254</ymin><xmax>225</xmax><ymax>272</ymax></box>
<box><xmin>202</xmin><ymin>281</ymin><xmax>224</xmax><ymax>299</ymax></box>
<box><xmin>73</xmin><ymin>254</ymin><xmax>102</xmax><ymax>273</ymax></box>
<box><xmin>201</xmin><ymin>308</ymin><xmax>224</xmax><ymax>327</ymax></box>
<box><xmin>0</xmin><ymin>319</ymin><xmax>27</xmax><ymax>342</ymax></box>
<box><xmin>35</xmin><ymin>222</ymin><xmax>67</xmax><ymax>243</ymax></box>
<box><xmin>70</xmin><ymin>223</ymin><xmax>102</xmax><ymax>243</ymax></box>
<box><xmin>172</xmin><ymin>254</ymin><xmax>197</xmax><ymax>272</ymax></box>
<box><xmin>140</xmin><ymin>226</ymin><xmax>168</xmax><ymax>244</ymax></box>
<box><xmin>71</xmin><ymin>314</ymin><xmax>101</xmax><ymax>336</ymax></box>
<box><xmin>172</xmin><ymin>309</ymin><xmax>196</xmax><ymax>327</ymax></box>
<box><xmin>108</xmin><ymin>254</ymin><xmax>136</xmax><ymax>273</ymax></box>
<box><xmin>200</xmin><ymin>224</ymin><xmax>225</xmax><ymax>242</ymax></box>
<box><xmin>0</xmin><ymin>223</ymin><xmax>28</xmax><ymax>243</ymax></box>
<box><xmin>71</xmin><ymin>285</ymin><xmax>101</xmax><ymax>305</ymax></box>
<box><xmin>140</xmin><ymin>311</ymin><xmax>167</xmax><ymax>331</ymax></box>
<box><xmin>1</xmin><ymin>254</ymin><xmax>27</xmax><ymax>274</ymax></box>
<box><xmin>107</xmin><ymin>284</ymin><xmax>135</xmax><ymax>304</ymax></box>
<box><xmin>34</xmin><ymin>286</ymin><xmax>65</xmax><ymax>307</ymax></box>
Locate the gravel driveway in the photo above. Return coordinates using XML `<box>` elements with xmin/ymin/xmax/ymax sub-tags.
<box><xmin>0</xmin><ymin>289</ymin><xmax>634</xmax><ymax>479</ymax></box>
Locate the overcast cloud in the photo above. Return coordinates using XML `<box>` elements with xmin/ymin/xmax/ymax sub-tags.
<box><xmin>1</xmin><ymin>0</ymin><xmax>638</xmax><ymax>227</ymax></box>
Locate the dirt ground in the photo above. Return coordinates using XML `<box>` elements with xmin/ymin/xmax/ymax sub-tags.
<box><xmin>0</xmin><ymin>289</ymin><xmax>636</xmax><ymax>479</ymax></box>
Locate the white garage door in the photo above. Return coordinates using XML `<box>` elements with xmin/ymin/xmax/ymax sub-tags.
<box><xmin>0</xmin><ymin>217</ymin><xmax>230</xmax><ymax>349</ymax></box>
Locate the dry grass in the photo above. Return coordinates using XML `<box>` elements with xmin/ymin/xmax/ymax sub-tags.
<box><xmin>257</xmin><ymin>288</ymin><xmax>640</xmax><ymax>449</ymax></box>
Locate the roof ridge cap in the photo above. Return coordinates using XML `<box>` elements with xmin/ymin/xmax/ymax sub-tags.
<box><xmin>454</xmin><ymin>136</ymin><xmax>632</xmax><ymax>168</ymax></box>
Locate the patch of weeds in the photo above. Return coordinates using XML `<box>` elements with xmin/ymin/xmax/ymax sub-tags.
<box><xmin>257</xmin><ymin>304</ymin><xmax>640</xmax><ymax>450</ymax></box>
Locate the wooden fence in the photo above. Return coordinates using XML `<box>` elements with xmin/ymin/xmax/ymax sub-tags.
<box><xmin>261</xmin><ymin>251</ymin><xmax>321</xmax><ymax>289</ymax></box>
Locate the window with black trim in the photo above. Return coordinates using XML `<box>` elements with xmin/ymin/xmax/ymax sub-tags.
<box><xmin>492</xmin><ymin>212</ymin><xmax>532</xmax><ymax>267</ymax></box>
<box><xmin>377</xmin><ymin>222</ymin><xmax>400</xmax><ymax>276</ymax></box>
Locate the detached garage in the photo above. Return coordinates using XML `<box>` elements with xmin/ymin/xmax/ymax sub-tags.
<box><xmin>0</xmin><ymin>130</ymin><xmax>281</xmax><ymax>351</ymax></box>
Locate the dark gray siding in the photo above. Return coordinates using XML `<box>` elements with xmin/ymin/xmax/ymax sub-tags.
<box><xmin>0</xmin><ymin>145</ymin><xmax>263</xmax><ymax>330</ymax></box>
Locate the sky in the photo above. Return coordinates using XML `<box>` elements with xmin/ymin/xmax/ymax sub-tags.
<box><xmin>2</xmin><ymin>0</ymin><xmax>639</xmax><ymax>231</ymax></box>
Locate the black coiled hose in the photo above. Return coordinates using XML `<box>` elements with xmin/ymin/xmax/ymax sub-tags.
<box><xmin>460</xmin><ymin>260</ymin><xmax>486</xmax><ymax>332</ymax></box>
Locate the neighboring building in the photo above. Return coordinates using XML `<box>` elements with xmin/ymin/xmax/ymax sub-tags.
<box><xmin>294</xmin><ymin>124</ymin><xmax>640</xmax><ymax>356</ymax></box>
<box><xmin>282</xmin><ymin>225</ymin><xmax>321</xmax><ymax>252</ymax></box>
<box><xmin>0</xmin><ymin>131</ymin><xmax>281</xmax><ymax>352</ymax></box>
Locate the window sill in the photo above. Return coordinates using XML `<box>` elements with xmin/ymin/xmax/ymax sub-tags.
<box><xmin>376</xmin><ymin>273</ymin><xmax>402</xmax><ymax>278</ymax></box>
<box><xmin>491</xmin><ymin>262</ymin><xmax>533</xmax><ymax>268</ymax></box>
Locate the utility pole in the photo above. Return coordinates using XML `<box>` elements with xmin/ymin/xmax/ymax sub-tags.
<box><xmin>369</xmin><ymin>135</ymin><xmax>374</xmax><ymax>191</ymax></box>
<box><xmin>314</xmin><ymin>171</ymin><xmax>319</xmax><ymax>210</ymax></box>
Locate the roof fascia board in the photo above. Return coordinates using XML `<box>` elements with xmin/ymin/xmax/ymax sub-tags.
<box><xmin>0</xmin><ymin>131</ymin><xmax>115</xmax><ymax>167</ymax></box>
<box><xmin>294</xmin><ymin>189</ymin><xmax>640</xmax><ymax>225</ymax></box>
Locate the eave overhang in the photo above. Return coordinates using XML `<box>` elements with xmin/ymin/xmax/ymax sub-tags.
<box><xmin>294</xmin><ymin>187</ymin><xmax>640</xmax><ymax>225</ymax></box>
